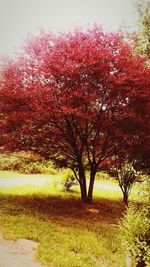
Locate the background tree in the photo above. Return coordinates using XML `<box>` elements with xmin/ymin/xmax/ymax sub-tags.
<box><xmin>99</xmin><ymin>159</ymin><xmax>140</xmax><ymax>205</ymax></box>
<box><xmin>112</xmin><ymin>162</ymin><xmax>139</xmax><ymax>205</ymax></box>
<box><xmin>131</xmin><ymin>0</ymin><xmax>150</xmax><ymax>171</ymax></box>
<box><xmin>134</xmin><ymin>0</ymin><xmax>150</xmax><ymax>63</ymax></box>
<box><xmin>0</xmin><ymin>27</ymin><xmax>150</xmax><ymax>202</ymax></box>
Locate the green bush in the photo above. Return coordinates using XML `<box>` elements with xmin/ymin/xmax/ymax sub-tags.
<box><xmin>96</xmin><ymin>171</ymin><xmax>112</xmax><ymax>181</ymax></box>
<box><xmin>141</xmin><ymin>179</ymin><xmax>150</xmax><ymax>202</ymax></box>
<box><xmin>60</xmin><ymin>169</ymin><xmax>78</xmax><ymax>191</ymax></box>
<box><xmin>0</xmin><ymin>152</ymin><xmax>57</xmax><ymax>175</ymax></box>
<box><xmin>120</xmin><ymin>204</ymin><xmax>150</xmax><ymax>266</ymax></box>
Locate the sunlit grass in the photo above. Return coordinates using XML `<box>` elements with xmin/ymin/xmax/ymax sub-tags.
<box><xmin>0</xmin><ymin>170</ymin><xmax>141</xmax><ymax>201</ymax></box>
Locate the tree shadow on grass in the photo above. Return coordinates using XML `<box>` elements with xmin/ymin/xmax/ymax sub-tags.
<box><xmin>0</xmin><ymin>193</ymin><xmax>126</xmax><ymax>224</ymax></box>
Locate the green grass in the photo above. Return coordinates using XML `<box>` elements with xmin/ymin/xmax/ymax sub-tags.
<box><xmin>0</xmin><ymin>170</ymin><xmax>144</xmax><ymax>267</ymax></box>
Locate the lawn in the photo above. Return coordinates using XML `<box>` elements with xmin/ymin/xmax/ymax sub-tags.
<box><xmin>0</xmin><ymin>170</ymin><xmax>143</xmax><ymax>267</ymax></box>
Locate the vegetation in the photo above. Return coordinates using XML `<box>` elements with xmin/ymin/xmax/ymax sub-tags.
<box><xmin>0</xmin><ymin>151</ymin><xmax>143</xmax><ymax>203</ymax></box>
<box><xmin>111</xmin><ymin>162</ymin><xmax>140</xmax><ymax>205</ymax></box>
<box><xmin>144</xmin><ymin>180</ymin><xmax>150</xmax><ymax>202</ymax></box>
<box><xmin>120</xmin><ymin>204</ymin><xmax>150</xmax><ymax>266</ymax></box>
<box><xmin>134</xmin><ymin>0</ymin><xmax>150</xmax><ymax>63</ymax></box>
<box><xmin>60</xmin><ymin>168</ymin><xmax>78</xmax><ymax>192</ymax></box>
<box><xmin>0</xmin><ymin>168</ymin><xmax>148</xmax><ymax>267</ymax></box>
<box><xmin>0</xmin><ymin>151</ymin><xmax>57</xmax><ymax>174</ymax></box>
<box><xmin>0</xmin><ymin>197</ymin><xmax>125</xmax><ymax>267</ymax></box>
<box><xmin>119</xmin><ymin>166</ymin><xmax>150</xmax><ymax>266</ymax></box>
<box><xmin>0</xmin><ymin>12</ymin><xmax>149</xmax><ymax>267</ymax></box>
<box><xmin>98</xmin><ymin>159</ymin><xmax>142</xmax><ymax>205</ymax></box>
<box><xmin>0</xmin><ymin>2</ymin><xmax>149</xmax><ymax>267</ymax></box>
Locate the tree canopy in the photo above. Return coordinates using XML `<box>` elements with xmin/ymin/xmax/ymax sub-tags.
<box><xmin>0</xmin><ymin>27</ymin><xmax>150</xmax><ymax>202</ymax></box>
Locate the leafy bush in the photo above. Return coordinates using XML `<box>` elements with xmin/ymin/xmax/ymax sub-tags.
<box><xmin>60</xmin><ymin>169</ymin><xmax>78</xmax><ymax>191</ymax></box>
<box><xmin>0</xmin><ymin>152</ymin><xmax>57</xmax><ymax>175</ymax></box>
<box><xmin>141</xmin><ymin>179</ymin><xmax>150</xmax><ymax>202</ymax></box>
<box><xmin>120</xmin><ymin>204</ymin><xmax>150</xmax><ymax>266</ymax></box>
<box><xmin>96</xmin><ymin>171</ymin><xmax>113</xmax><ymax>181</ymax></box>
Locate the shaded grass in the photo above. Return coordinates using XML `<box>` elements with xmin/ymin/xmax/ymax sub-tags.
<box><xmin>0</xmin><ymin>193</ymin><xmax>125</xmax><ymax>222</ymax></box>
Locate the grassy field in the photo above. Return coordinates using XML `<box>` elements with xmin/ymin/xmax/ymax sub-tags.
<box><xmin>0</xmin><ymin>170</ymin><xmax>143</xmax><ymax>267</ymax></box>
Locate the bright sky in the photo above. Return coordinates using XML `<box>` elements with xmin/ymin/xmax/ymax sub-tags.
<box><xmin>0</xmin><ymin>0</ymin><xmax>138</xmax><ymax>57</ymax></box>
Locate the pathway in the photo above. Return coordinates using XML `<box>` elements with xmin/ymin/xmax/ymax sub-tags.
<box><xmin>0</xmin><ymin>232</ymin><xmax>46</xmax><ymax>267</ymax></box>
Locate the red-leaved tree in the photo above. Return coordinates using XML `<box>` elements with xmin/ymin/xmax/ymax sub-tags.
<box><xmin>0</xmin><ymin>27</ymin><xmax>150</xmax><ymax>202</ymax></box>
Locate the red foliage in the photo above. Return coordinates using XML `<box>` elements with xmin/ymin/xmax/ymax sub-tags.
<box><xmin>0</xmin><ymin>27</ymin><xmax>150</xmax><ymax>201</ymax></box>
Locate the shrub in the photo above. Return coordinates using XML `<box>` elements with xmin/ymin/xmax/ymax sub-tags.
<box><xmin>141</xmin><ymin>179</ymin><xmax>150</xmax><ymax>202</ymax></box>
<box><xmin>60</xmin><ymin>169</ymin><xmax>78</xmax><ymax>192</ymax></box>
<box><xmin>111</xmin><ymin>163</ymin><xmax>140</xmax><ymax>205</ymax></box>
<box><xmin>96</xmin><ymin>171</ymin><xmax>112</xmax><ymax>181</ymax></box>
<box><xmin>120</xmin><ymin>204</ymin><xmax>150</xmax><ymax>266</ymax></box>
<box><xmin>0</xmin><ymin>152</ymin><xmax>57</xmax><ymax>175</ymax></box>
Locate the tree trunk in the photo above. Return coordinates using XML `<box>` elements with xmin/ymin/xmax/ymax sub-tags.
<box><xmin>136</xmin><ymin>260</ymin><xmax>146</xmax><ymax>267</ymax></box>
<box><xmin>80</xmin><ymin>181</ymin><xmax>88</xmax><ymax>202</ymax></box>
<box><xmin>123</xmin><ymin>189</ymin><xmax>128</xmax><ymax>206</ymax></box>
<box><xmin>87</xmin><ymin>168</ymin><xmax>96</xmax><ymax>203</ymax></box>
<box><xmin>78</xmin><ymin>164</ymin><xmax>88</xmax><ymax>202</ymax></box>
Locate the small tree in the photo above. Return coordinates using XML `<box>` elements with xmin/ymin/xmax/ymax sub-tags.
<box><xmin>99</xmin><ymin>159</ymin><xmax>140</xmax><ymax>205</ymax></box>
<box><xmin>111</xmin><ymin>162</ymin><xmax>139</xmax><ymax>205</ymax></box>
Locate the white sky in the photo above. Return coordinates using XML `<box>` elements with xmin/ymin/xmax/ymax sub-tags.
<box><xmin>0</xmin><ymin>0</ymin><xmax>138</xmax><ymax>57</ymax></box>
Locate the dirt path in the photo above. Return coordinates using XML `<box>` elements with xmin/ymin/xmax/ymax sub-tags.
<box><xmin>0</xmin><ymin>232</ymin><xmax>46</xmax><ymax>267</ymax></box>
